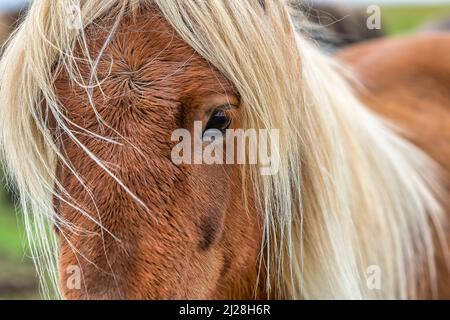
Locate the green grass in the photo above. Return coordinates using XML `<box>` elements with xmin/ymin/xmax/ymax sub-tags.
<box><xmin>0</xmin><ymin>188</ymin><xmax>40</xmax><ymax>300</ymax></box>
<box><xmin>383</xmin><ymin>5</ymin><xmax>450</xmax><ymax>35</ymax></box>
<box><xmin>0</xmin><ymin>194</ymin><xmax>25</xmax><ymax>260</ymax></box>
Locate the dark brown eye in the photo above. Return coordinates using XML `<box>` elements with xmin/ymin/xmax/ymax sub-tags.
<box><xmin>204</xmin><ymin>108</ymin><xmax>232</xmax><ymax>133</ymax></box>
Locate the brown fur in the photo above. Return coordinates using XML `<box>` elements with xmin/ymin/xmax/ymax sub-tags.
<box><xmin>53</xmin><ymin>6</ymin><xmax>450</xmax><ymax>299</ymax></box>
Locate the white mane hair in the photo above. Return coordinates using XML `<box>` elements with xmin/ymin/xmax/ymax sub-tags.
<box><xmin>0</xmin><ymin>0</ymin><xmax>445</xmax><ymax>299</ymax></box>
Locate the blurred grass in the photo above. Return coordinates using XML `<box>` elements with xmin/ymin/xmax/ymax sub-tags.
<box><xmin>383</xmin><ymin>5</ymin><xmax>450</xmax><ymax>34</ymax></box>
<box><xmin>0</xmin><ymin>196</ymin><xmax>23</xmax><ymax>259</ymax></box>
<box><xmin>0</xmin><ymin>180</ymin><xmax>40</xmax><ymax>300</ymax></box>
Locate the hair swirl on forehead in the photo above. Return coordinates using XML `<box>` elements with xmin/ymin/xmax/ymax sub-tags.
<box><xmin>0</xmin><ymin>0</ymin><xmax>445</xmax><ymax>299</ymax></box>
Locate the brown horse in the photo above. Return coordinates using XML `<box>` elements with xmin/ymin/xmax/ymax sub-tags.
<box><xmin>0</xmin><ymin>1</ymin><xmax>449</xmax><ymax>300</ymax></box>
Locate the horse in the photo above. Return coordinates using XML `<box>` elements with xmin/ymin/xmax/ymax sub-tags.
<box><xmin>0</xmin><ymin>0</ymin><xmax>449</xmax><ymax>300</ymax></box>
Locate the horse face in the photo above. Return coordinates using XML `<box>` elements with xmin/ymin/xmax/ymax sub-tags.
<box><xmin>54</xmin><ymin>10</ymin><xmax>261</xmax><ymax>299</ymax></box>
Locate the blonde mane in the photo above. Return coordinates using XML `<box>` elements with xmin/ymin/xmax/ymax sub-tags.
<box><xmin>0</xmin><ymin>0</ymin><xmax>444</xmax><ymax>299</ymax></box>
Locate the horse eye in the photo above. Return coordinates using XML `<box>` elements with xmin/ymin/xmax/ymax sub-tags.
<box><xmin>204</xmin><ymin>108</ymin><xmax>232</xmax><ymax>133</ymax></box>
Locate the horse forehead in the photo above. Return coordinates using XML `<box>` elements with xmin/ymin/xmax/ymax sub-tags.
<box><xmin>55</xmin><ymin>8</ymin><xmax>234</xmax><ymax>124</ymax></box>
<box><xmin>87</xmin><ymin>10</ymin><xmax>232</xmax><ymax>98</ymax></box>
<box><xmin>89</xmin><ymin>11</ymin><xmax>206</xmax><ymax>81</ymax></box>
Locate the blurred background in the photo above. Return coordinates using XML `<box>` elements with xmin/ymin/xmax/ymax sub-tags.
<box><xmin>0</xmin><ymin>0</ymin><xmax>450</xmax><ymax>300</ymax></box>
